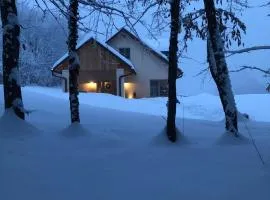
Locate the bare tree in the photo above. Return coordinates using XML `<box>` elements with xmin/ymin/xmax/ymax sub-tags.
<box><xmin>68</xmin><ymin>0</ymin><xmax>80</xmax><ymax>123</ymax></box>
<box><xmin>35</xmin><ymin>0</ymin><xmax>155</xmax><ymax>37</ymax></box>
<box><xmin>1</xmin><ymin>0</ymin><xmax>25</xmax><ymax>119</ymax></box>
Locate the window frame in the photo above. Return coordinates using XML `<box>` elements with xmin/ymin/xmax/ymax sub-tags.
<box><xmin>119</xmin><ymin>47</ymin><xmax>131</xmax><ymax>59</ymax></box>
<box><xmin>150</xmin><ymin>79</ymin><xmax>168</xmax><ymax>97</ymax></box>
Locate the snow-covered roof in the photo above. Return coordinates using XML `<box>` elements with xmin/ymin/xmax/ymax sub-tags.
<box><xmin>52</xmin><ymin>34</ymin><xmax>135</xmax><ymax>71</ymax></box>
<box><xmin>107</xmin><ymin>28</ymin><xmax>169</xmax><ymax>64</ymax></box>
<box><xmin>98</xmin><ymin>40</ymin><xmax>135</xmax><ymax>70</ymax></box>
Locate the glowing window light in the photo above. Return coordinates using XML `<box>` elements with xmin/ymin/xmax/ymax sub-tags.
<box><xmin>128</xmin><ymin>94</ymin><xmax>133</xmax><ymax>99</ymax></box>
<box><xmin>124</xmin><ymin>82</ymin><xmax>131</xmax><ymax>89</ymax></box>
<box><xmin>84</xmin><ymin>81</ymin><xmax>97</xmax><ymax>92</ymax></box>
<box><xmin>124</xmin><ymin>82</ymin><xmax>134</xmax><ymax>99</ymax></box>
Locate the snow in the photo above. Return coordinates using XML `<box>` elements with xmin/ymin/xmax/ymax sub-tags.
<box><xmin>117</xmin><ymin>28</ymin><xmax>170</xmax><ymax>62</ymax></box>
<box><xmin>0</xmin><ymin>109</ymin><xmax>38</xmax><ymax>138</ymax></box>
<box><xmin>0</xmin><ymin>85</ymin><xmax>270</xmax><ymax>200</ymax></box>
<box><xmin>12</xmin><ymin>98</ymin><xmax>25</xmax><ymax>112</ymax></box>
<box><xmin>3</xmin><ymin>13</ymin><xmax>19</xmax><ymax>36</ymax></box>
<box><xmin>98</xmin><ymin>39</ymin><xmax>135</xmax><ymax>70</ymax></box>
<box><xmin>52</xmin><ymin>35</ymin><xmax>135</xmax><ymax>71</ymax></box>
<box><xmin>7</xmin><ymin>13</ymin><xmax>19</xmax><ymax>26</ymax></box>
<box><xmin>22</xmin><ymin>86</ymin><xmax>270</xmax><ymax>122</ymax></box>
<box><xmin>68</xmin><ymin>51</ymin><xmax>80</xmax><ymax>70</ymax></box>
<box><xmin>9</xmin><ymin>67</ymin><xmax>20</xmax><ymax>84</ymax></box>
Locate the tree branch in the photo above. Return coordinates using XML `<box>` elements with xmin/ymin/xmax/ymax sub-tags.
<box><xmin>229</xmin><ymin>65</ymin><xmax>270</xmax><ymax>74</ymax></box>
<box><xmin>226</xmin><ymin>45</ymin><xmax>270</xmax><ymax>57</ymax></box>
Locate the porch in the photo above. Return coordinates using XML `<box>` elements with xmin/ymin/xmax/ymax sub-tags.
<box><xmin>61</xmin><ymin>69</ymin><xmax>136</xmax><ymax>99</ymax></box>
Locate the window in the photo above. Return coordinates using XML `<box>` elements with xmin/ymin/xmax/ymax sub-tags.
<box><xmin>119</xmin><ymin>48</ymin><xmax>130</xmax><ymax>59</ymax></box>
<box><xmin>150</xmin><ymin>80</ymin><xmax>168</xmax><ymax>97</ymax></box>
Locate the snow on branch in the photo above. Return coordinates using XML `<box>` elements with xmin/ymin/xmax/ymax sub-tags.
<box><xmin>226</xmin><ymin>45</ymin><xmax>270</xmax><ymax>57</ymax></box>
<box><xmin>69</xmin><ymin>51</ymin><xmax>80</xmax><ymax>70</ymax></box>
<box><xmin>194</xmin><ymin>67</ymin><xmax>209</xmax><ymax>77</ymax></box>
<box><xmin>195</xmin><ymin>65</ymin><xmax>270</xmax><ymax>77</ymax></box>
<box><xmin>229</xmin><ymin>65</ymin><xmax>270</xmax><ymax>75</ymax></box>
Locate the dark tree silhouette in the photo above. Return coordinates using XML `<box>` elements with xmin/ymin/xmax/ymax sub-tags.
<box><xmin>167</xmin><ymin>0</ymin><xmax>181</xmax><ymax>142</ymax></box>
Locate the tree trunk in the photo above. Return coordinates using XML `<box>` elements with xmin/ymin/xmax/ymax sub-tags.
<box><xmin>1</xmin><ymin>0</ymin><xmax>25</xmax><ymax>119</ymax></box>
<box><xmin>68</xmin><ymin>0</ymin><xmax>80</xmax><ymax>123</ymax></box>
<box><xmin>167</xmin><ymin>0</ymin><xmax>180</xmax><ymax>142</ymax></box>
<box><xmin>204</xmin><ymin>0</ymin><xmax>238</xmax><ymax>135</ymax></box>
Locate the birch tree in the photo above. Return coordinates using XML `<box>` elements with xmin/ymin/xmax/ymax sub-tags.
<box><xmin>182</xmin><ymin>1</ymin><xmax>247</xmax><ymax>135</ymax></box>
<box><xmin>68</xmin><ymin>0</ymin><xmax>80</xmax><ymax>123</ymax></box>
<box><xmin>1</xmin><ymin>0</ymin><xmax>25</xmax><ymax>119</ymax></box>
<box><xmin>203</xmin><ymin>0</ymin><xmax>238</xmax><ymax>135</ymax></box>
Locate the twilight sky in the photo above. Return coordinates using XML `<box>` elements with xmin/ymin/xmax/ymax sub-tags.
<box><xmin>28</xmin><ymin>0</ymin><xmax>270</xmax><ymax>95</ymax></box>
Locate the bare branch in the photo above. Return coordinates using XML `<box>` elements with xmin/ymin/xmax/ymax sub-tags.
<box><xmin>226</xmin><ymin>45</ymin><xmax>270</xmax><ymax>57</ymax></box>
<box><xmin>194</xmin><ymin>67</ymin><xmax>209</xmax><ymax>77</ymax></box>
<box><xmin>229</xmin><ymin>65</ymin><xmax>270</xmax><ymax>74</ymax></box>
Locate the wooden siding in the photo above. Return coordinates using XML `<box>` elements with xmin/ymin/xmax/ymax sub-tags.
<box><xmin>54</xmin><ymin>39</ymin><xmax>133</xmax><ymax>75</ymax></box>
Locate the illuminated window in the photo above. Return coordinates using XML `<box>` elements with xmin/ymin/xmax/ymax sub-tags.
<box><xmin>124</xmin><ymin>82</ymin><xmax>135</xmax><ymax>99</ymax></box>
<box><xmin>84</xmin><ymin>81</ymin><xmax>97</xmax><ymax>92</ymax></box>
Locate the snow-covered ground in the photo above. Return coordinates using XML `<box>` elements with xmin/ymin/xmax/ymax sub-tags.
<box><xmin>24</xmin><ymin>86</ymin><xmax>270</xmax><ymax>122</ymax></box>
<box><xmin>0</xmin><ymin>86</ymin><xmax>270</xmax><ymax>200</ymax></box>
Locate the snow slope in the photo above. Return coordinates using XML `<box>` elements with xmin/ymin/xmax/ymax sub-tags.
<box><xmin>0</xmin><ymin>86</ymin><xmax>270</xmax><ymax>200</ymax></box>
<box><xmin>23</xmin><ymin>86</ymin><xmax>270</xmax><ymax>122</ymax></box>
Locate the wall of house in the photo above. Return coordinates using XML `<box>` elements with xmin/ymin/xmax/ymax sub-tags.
<box><xmin>62</xmin><ymin>70</ymin><xmax>69</xmax><ymax>92</ymax></box>
<box><xmin>55</xmin><ymin>40</ymin><xmax>133</xmax><ymax>95</ymax></box>
<box><xmin>107</xmin><ymin>32</ymin><xmax>168</xmax><ymax>98</ymax></box>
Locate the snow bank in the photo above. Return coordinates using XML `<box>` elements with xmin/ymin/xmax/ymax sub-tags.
<box><xmin>151</xmin><ymin>128</ymin><xmax>191</xmax><ymax>146</ymax></box>
<box><xmin>60</xmin><ymin>123</ymin><xmax>89</xmax><ymax>138</ymax></box>
<box><xmin>0</xmin><ymin>85</ymin><xmax>270</xmax><ymax>200</ymax></box>
<box><xmin>22</xmin><ymin>86</ymin><xmax>270</xmax><ymax>122</ymax></box>
<box><xmin>0</xmin><ymin>109</ymin><xmax>40</xmax><ymax>138</ymax></box>
<box><xmin>216</xmin><ymin>132</ymin><xmax>251</xmax><ymax>146</ymax></box>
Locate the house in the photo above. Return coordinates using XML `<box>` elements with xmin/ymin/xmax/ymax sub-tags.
<box><xmin>52</xmin><ymin>28</ymin><xmax>181</xmax><ymax>98</ymax></box>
